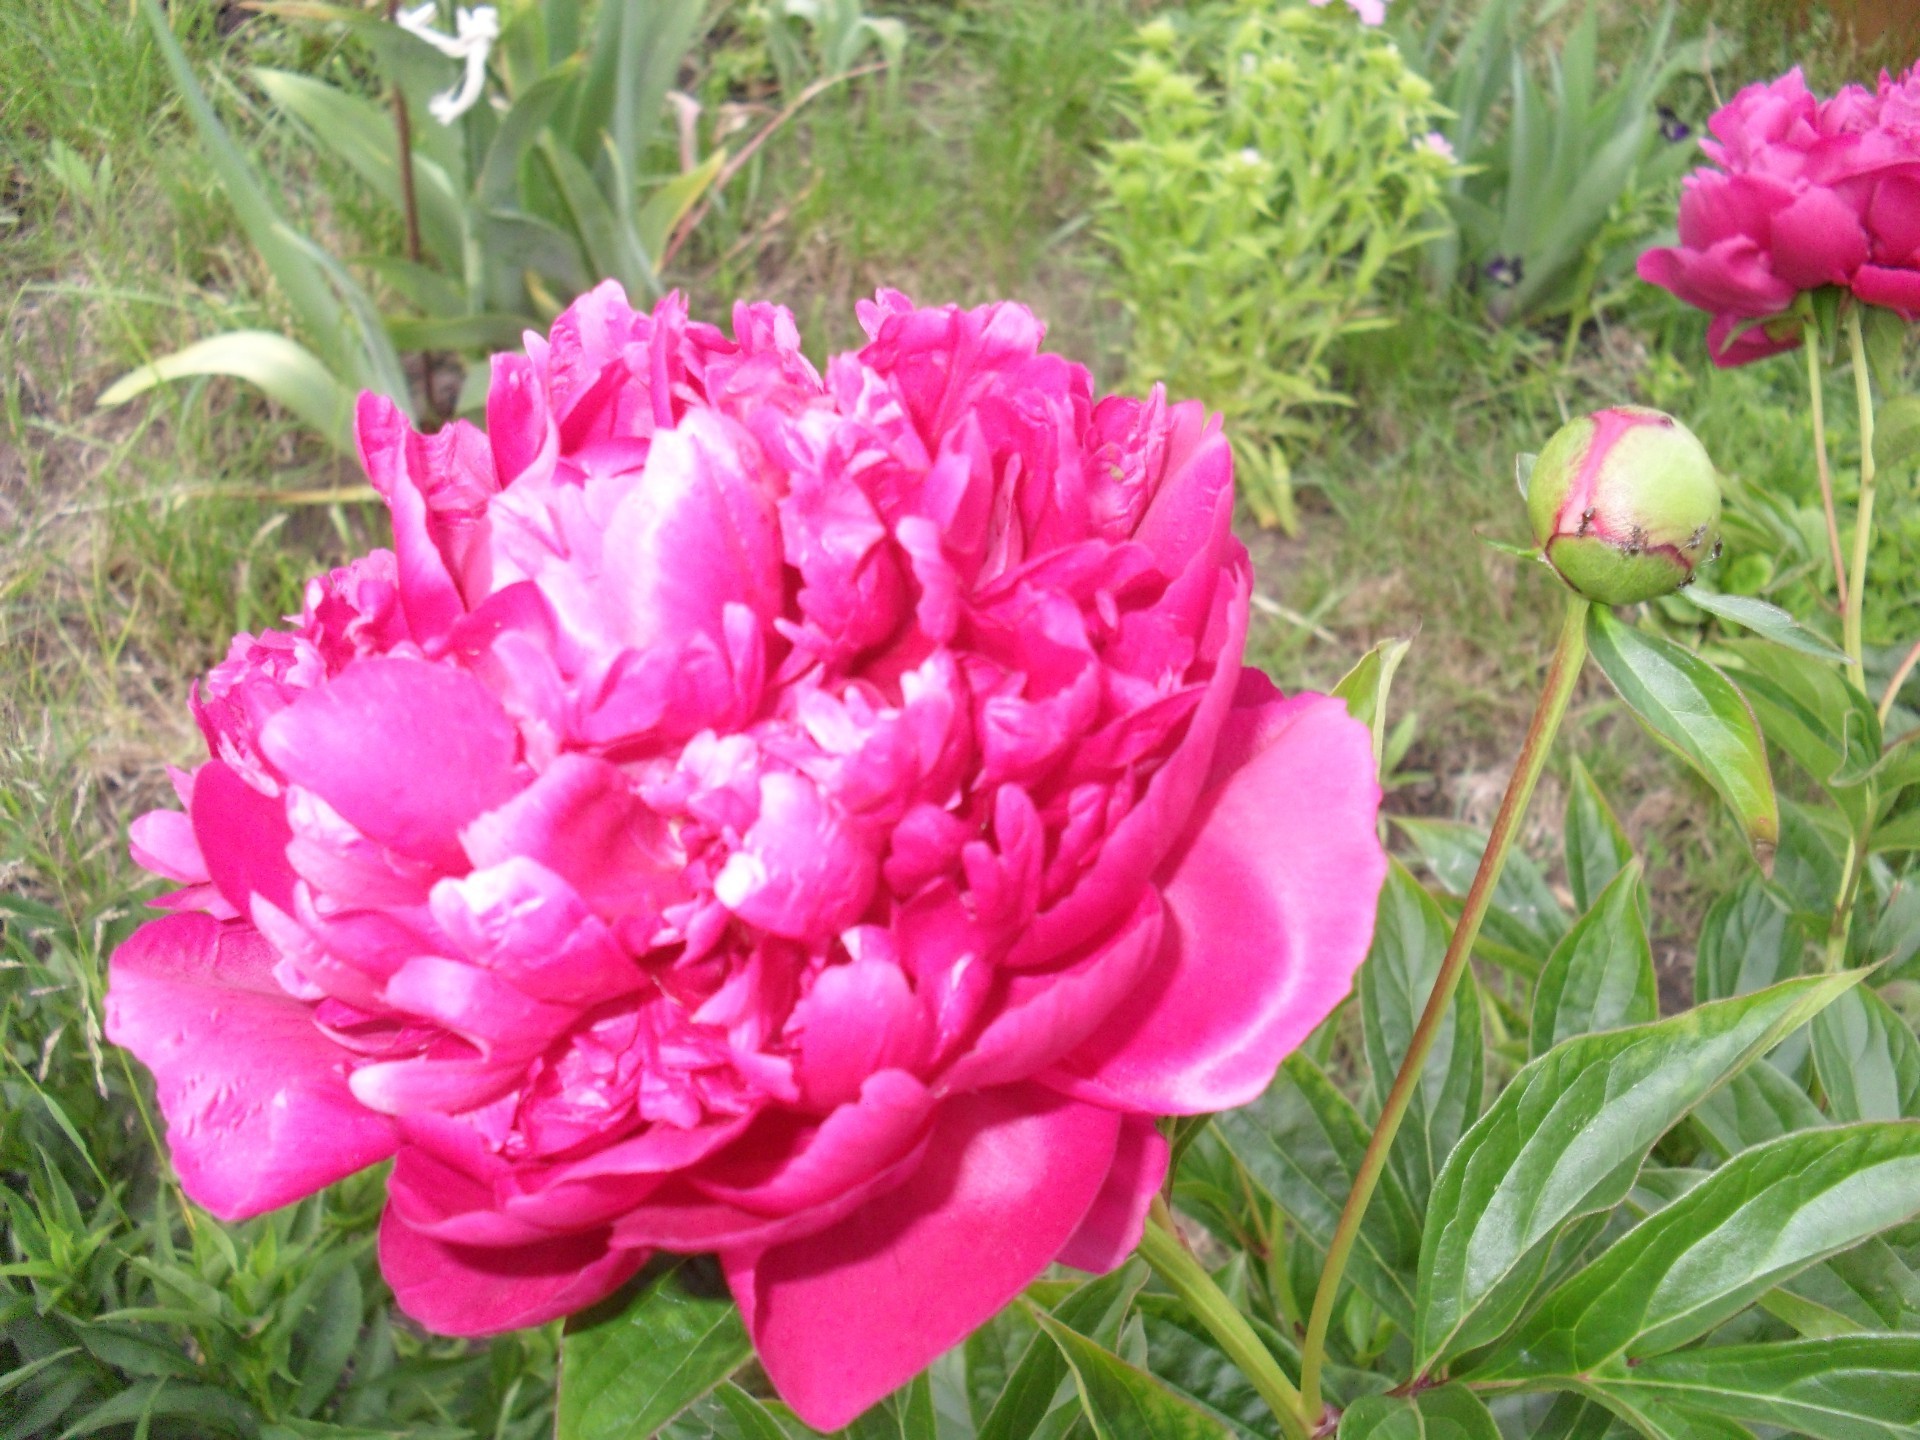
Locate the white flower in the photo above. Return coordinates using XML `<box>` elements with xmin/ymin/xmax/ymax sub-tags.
<box><xmin>396</xmin><ymin>4</ymin><xmax>500</xmax><ymax>125</ymax></box>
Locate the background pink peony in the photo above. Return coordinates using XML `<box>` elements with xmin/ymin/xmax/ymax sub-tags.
<box><xmin>1638</xmin><ymin>64</ymin><xmax>1920</xmax><ymax>364</ymax></box>
<box><xmin>106</xmin><ymin>286</ymin><xmax>1386</xmax><ymax>1429</ymax></box>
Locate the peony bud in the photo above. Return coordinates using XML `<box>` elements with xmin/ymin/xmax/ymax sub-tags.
<box><xmin>1525</xmin><ymin>406</ymin><xmax>1723</xmax><ymax>606</ymax></box>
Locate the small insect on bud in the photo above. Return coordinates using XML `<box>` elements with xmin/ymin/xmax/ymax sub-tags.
<box><xmin>1524</xmin><ymin>406</ymin><xmax>1723</xmax><ymax>606</ymax></box>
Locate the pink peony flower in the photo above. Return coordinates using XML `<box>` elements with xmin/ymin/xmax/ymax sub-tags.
<box><xmin>1639</xmin><ymin>65</ymin><xmax>1920</xmax><ymax>364</ymax></box>
<box><xmin>105</xmin><ymin>286</ymin><xmax>1386</xmax><ymax>1429</ymax></box>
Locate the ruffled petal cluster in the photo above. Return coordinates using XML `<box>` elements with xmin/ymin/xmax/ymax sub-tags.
<box><xmin>1638</xmin><ymin>65</ymin><xmax>1920</xmax><ymax>365</ymax></box>
<box><xmin>106</xmin><ymin>286</ymin><xmax>1386</xmax><ymax>1429</ymax></box>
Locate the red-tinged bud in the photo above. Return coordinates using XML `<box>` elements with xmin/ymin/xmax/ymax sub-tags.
<box><xmin>1525</xmin><ymin>406</ymin><xmax>1723</xmax><ymax>606</ymax></box>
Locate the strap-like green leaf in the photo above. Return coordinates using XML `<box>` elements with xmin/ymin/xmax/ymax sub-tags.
<box><xmin>1530</xmin><ymin>862</ymin><xmax>1657</xmax><ymax>1058</ymax></box>
<box><xmin>1812</xmin><ymin>985</ymin><xmax>1920</xmax><ymax>1122</ymax></box>
<box><xmin>1587</xmin><ymin>606</ymin><xmax>1778</xmax><ymax>863</ymax></box>
<box><xmin>1338</xmin><ymin>1385</ymin><xmax>1501</xmax><ymax>1440</ymax></box>
<box><xmin>558</xmin><ymin>1263</ymin><xmax>750</xmax><ymax>1440</ymax></box>
<box><xmin>97</xmin><ymin>331</ymin><xmax>355</xmax><ymax>451</ymax></box>
<box><xmin>1468</xmin><ymin>1122</ymin><xmax>1920</xmax><ymax>1378</ymax></box>
<box><xmin>1029</xmin><ymin>1310</ymin><xmax>1234</xmax><ymax>1440</ymax></box>
<box><xmin>1415</xmin><ymin>974</ymin><xmax>1857</xmax><ymax>1369</ymax></box>
<box><xmin>1682</xmin><ymin>590</ymin><xmax>1847</xmax><ymax>664</ymax></box>
<box><xmin>1564</xmin><ymin>758</ymin><xmax>1633</xmax><ymax>915</ymax></box>
<box><xmin>976</xmin><ymin>1264</ymin><xmax>1147</xmax><ymax>1440</ymax></box>
<box><xmin>1332</xmin><ymin>636</ymin><xmax>1413</xmax><ymax>778</ymax></box>
<box><xmin>1360</xmin><ymin>860</ymin><xmax>1484</xmax><ymax>1206</ymax></box>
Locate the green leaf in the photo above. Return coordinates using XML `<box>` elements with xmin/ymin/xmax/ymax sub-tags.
<box><xmin>1214</xmin><ymin>1053</ymin><xmax>1421</xmax><ymax>1331</ymax></box>
<box><xmin>1359</xmin><ymin>860</ymin><xmax>1484</xmax><ymax>1205</ymax></box>
<box><xmin>97</xmin><ymin>331</ymin><xmax>356</xmax><ymax>450</ymax></box>
<box><xmin>1394</xmin><ymin>816</ymin><xmax>1567</xmax><ymax>958</ymax></box>
<box><xmin>1813</xmin><ymin>985</ymin><xmax>1920</xmax><ymax>1121</ymax></box>
<box><xmin>1682</xmin><ymin>590</ymin><xmax>1848</xmax><ymax>663</ymax></box>
<box><xmin>384</xmin><ymin>313</ymin><xmax>532</xmax><ymax>354</ymax></box>
<box><xmin>1029</xmin><ymin>1310</ymin><xmax>1234</xmax><ymax>1440</ymax></box>
<box><xmin>1333</xmin><ymin>636</ymin><xmax>1413</xmax><ymax>778</ymax></box>
<box><xmin>1594</xmin><ymin>1335</ymin><xmax>1920</xmax><ymax>1440</ymax></box>
<box><xmin>1691</xmin><ymin>1060</ymin><xmax>1826</xmax><ymax>1158</ymax></box>
<box><xmin>478</xmin><ymin>58</ymin><xmax>581</xmax><ymax>210</ymax></box>
<box><xmin>1564</xmin><ymin>758</ymin><xmax>1633</xmax><ymax>915</ymax></box>
<box><xmin>711</xmin><ymin>1383</ymin><xmax>791</xmax><ymax>1440</ymax></box>
<box><xmin>1721</xmin><ymin>639</ymin><xmax>1879</xmax><ymax>834</ymax></box>
<box><xmin>1338</xmin><ymin>1385</ymin><xmax>1501</xmax><ymax>1440</ymax></box>
<box><xmin>1874</xmin><ymin>394</ymin><xmax>1920</xmax><ymax>475</ymax></box>
<box><xmin>1587</xmin><ymin>606</ymin><xmax>1778</xmax><ymax>864</ymax></box>
<box><xmin>558</xmin><ymin>1262</ymin><xmax>751</xmax><ymax>1440</ymax></box>
<box><xmin>976</xmin><ymin>1265</ymin><xmax>1147</xmax><ymax>1440</ymax></box>
<box><xmin>635</xmin><ymin>147</ymin><xmax>728</xmax><ymax>262</ymax></box>
<box><xmin>1694</xmin><ymin>874</ymin><xmax>1808</xmax><ymax>1006</ymax></box>
<box><xmin>1530</xmin><ymin>862</ymin><xmax>1657</xmax><ymax>1059</ymax></box>
<box><xmin>1469</xmin><ymin>1122</ymin><xmax>1920</xmax><ymax>1378</ymax></box>
<box><xmin>1414</xmin><ymin>974</ymin><xmax>1857</xmax><ymax>1369</ymax></box>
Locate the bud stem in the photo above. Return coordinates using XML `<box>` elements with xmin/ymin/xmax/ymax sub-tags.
<box><xmin>1298</xmin><ymin>592</ymin><xmax>1590</xmax><ymax>1422</ymax></box>
<box><xmin>1803</xmin><ymin>319</ymin><xmax>1849</xmax><ymax>614</ymax></box>
<box><xmin>1138</xmin><ymin>1203</ymin><xmax>1311</xmax><ymax>1440</ymax></box>
<box><xmin>1842</xmin><ymin>308</ymin><xmax>1877</xmax><ymax>694</ymax></box>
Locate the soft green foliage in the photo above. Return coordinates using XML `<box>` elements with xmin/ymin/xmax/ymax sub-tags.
<box><xmin>1096</xmin><ymin>0</ymin><xmax>1454</xmax><ymax>529</ymax></box>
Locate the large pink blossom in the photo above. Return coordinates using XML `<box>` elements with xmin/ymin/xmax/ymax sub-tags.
<box><xmin>106</xmin><ymin>286</ymin><xmax>1385</xmax><ymax>1429</ymax></box>
<box><xmin>1638</xmin><ymin>65</ymin><xmax>1920</xmax><ymax>365</ymax></box>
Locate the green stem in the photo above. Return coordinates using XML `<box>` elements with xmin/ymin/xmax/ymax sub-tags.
<box><xmin>1823</xmin><ymin>835</ymin><xmax>1860</xmax><ymax>974</ymax></box>
<box><xmin>1805</xmin><ymin>324</ymin><xmax>1849</xmax><ymax>614</ymax></box>
<box><xmin>1842</xmin><ymin>309</ymin><xmax>1878</xmax><ymax>693</ymax></box>
<box><xmin>1138</xmin><ymin>1205</ymin><xmax>1311</xmax><ymax>1440</ymax></box>
<box><xmin>1298</xmin><ymin>592</ymin><xmax>1591</xmax><ymax>1420</ymax></box>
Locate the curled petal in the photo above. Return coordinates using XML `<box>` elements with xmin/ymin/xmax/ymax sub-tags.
<box><xmin>1056</xmin><ymin>1114</ymin><xmax>1168</xmax><ymax>1273</ymax></box>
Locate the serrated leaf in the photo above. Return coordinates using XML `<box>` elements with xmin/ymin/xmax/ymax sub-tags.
<box><xmin>98</xmin><ymin>331</ymin><xmax>356</xmax><ymax>450</ymax></box>
<box><xmin>558</xmin><ymin>1262</ymin><xmax>751</xmax><ymax>1440</ymax></box>
<box><xmin>1029</xmin><ymin>1310</ymin><xmax>1234</xmax><ymax>1440</ymax></box>
<box><xmin>1564</xmin><ymin>759</ymin><xmax>1633</xmax><ymax>915</ymax></box>
<box><xmin>1530</xmin><ymin>862</ymin><xmax>1657</xmax><ymax>1058</ymax></box>
<box><xmin>1683</xmin><ymin>590</ymin><xmax>1847</xmax><ymax>663</ymax></box>
<box><xmin>1594</xmin><ymin>1335</ymin><xmax>1920</xmax><ymax>1440</ymax></box>
<box><xmin>1213</xmin><ymin>1054</ymin><xmax>1421</xmax><ymax>1331</ymax></box>
<box><xmin>1360</xmin><ymin>860</ymin><xmax>1484</xmax><ymax>1205</ymax></box>
<box><xmin>1874</xmin><ymin>394</ymin><xmax>1920</xmax><ymax>474</ymax></box>
<box><xmin>1414</xmin><ymin>974</ymin><xmax>1857</xmax><ymax>1369</ymax></box>
<box><xmin>1333</xmin><ymin>637</ymin><xmax>1413</xmax><ymax>778</ymax></box>
<box><xmin>1469</xmin><ymin>1122</ymin><xmax>1920</xmax><ymax>1378</ymax></box>
<box><xmin>1813</xmin><ymin>985</ymin><xmax>1920</xmax><ymax>1122</ymax></box>
<box><xmin>1587</xmin><ymin>607</ymin><xmax>1778</xmax><ymax>864</ymax></box>
<box><xmin>1338</xmin><ymin>1385</ymin><xmax>1500</xmax><ymax>1439</ymax></box>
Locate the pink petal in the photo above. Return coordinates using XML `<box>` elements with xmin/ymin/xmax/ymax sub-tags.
<box><xmin>1056</xmin><ymin>1115</ymin><xmax>1169</xmax><ymax>1273</ymax></box>
<box><xmin>1055</xmin><ymin>688</ymin><xmax>1385</xmax><ymax>1114</ymax></box>
<box><xmin>189</xmin><ymin>758</ymin><xmax>296</xmax><ymax>913</ymax></box>
<box><xmin>357</xmin><ymin>393</ymin><xmax>465</xmax><ymax>643</ymax></box>
<box><xmin>723</xmin><ymin>1085</ymin><xmax>1120</xmax><ymax>1431</ymax></box>
<box><xmin>261</xmin><ymin>656</ymin><xmax>524</xmax><ymax>873</ymax></box>
<box><xmin>104</xmin><ymin>914</ymin><xmax>397</xmax><ymax>1220</ymax></box>
<box><xmin>1853</xmin><ymin>263</ymin><xmax>1920</xmax><ymax>318</ymax></box>
<box><xmin>379</xmin><ymin>1201</ymin><xmax>645</xmax><ymax>1336</ymax></box>
<box><xmin>1768</xmin><ymin>184</ymin><xmax>1870</xmax><ymax>288</ymax></box>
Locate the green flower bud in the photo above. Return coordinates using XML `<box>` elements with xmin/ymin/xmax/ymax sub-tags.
<box><xmin>1525</xmin><ymin>406</ymin><xmax>1722</xmax><ymax>606</ymax></box>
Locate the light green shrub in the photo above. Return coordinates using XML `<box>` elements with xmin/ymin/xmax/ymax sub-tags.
<box><xmin>1097</xmin><ymin>0</ymin><xmax>1455</xmax><ymax>529</ymax></box>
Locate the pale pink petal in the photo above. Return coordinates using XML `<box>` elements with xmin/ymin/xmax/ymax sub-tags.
<box><xmin>104</xmin><ymin>914</ymin><xmax>397</xmax><ymax>1220</ymax></box>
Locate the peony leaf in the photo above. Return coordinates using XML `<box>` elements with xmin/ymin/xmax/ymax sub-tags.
<box><xmin>1691</xmin><ymin>1061</ymin><xmax>1824</xmax><ymax>1160</ymax></box>
<box><xmin>1028</xmin><ymin>1308</ymin><xmax>1235</xmax><ymax>1440</ymax></box>
<box><xmin>1586</xmin><ymin>606</ymin><xmax>1778</xmax><ymax>865</ymax></box>
<box><xmin>1563</xmin><ymin>758</ymin><xmax>1633</xmax><ymax>915</ymax></box>
<box><xmin>558</xmin><ymin>1262</ymin><xmax>751</xmax><ymax>1440</ymax></box>
<box><xmin>1413</xmin><ymin>973</ymin><xmax>1858</xmax><ymax>1370</ymax></box>
<box><xmin>975</xmin><ymin>1262</ymin><xmax>1146</xmax><ymax>1440</ymax></box>
<box><xmin>1359</xmin><ymin>860</ymin><xmax>1483</xmax><ymax>1205</ymax></box>
<box><xmin>1874</xmin><ymin>394</ymin><xmax>1920</xmax><ymax>476</ymax></box>
<box><xmin>1333</xmin><ymin>636</ymin><xmax>1413</xmax><ymax>779</ymax></box>
<box><xmin>1812</xmin><ymin>985</ymin><xmax>1920</xmax><ymax>1122</ymax></box>
<box><xmin>1586</xmin><ymin>1335</ymin><xmax>1920</xmax><ymax>1440</ymax></box>
<box><xmin>1680</xmin><ymin>590</ymin><xmax>1847</xmax><ymax>664</ymax></box>
<box><xmin>1338</xmin><ymin>1385</ymin><xmax>1501</xmax><ymax>1440</ymax></box>
<box><xmin>1529</xmin><ymin>862</ymin><xmax>1657</xmax><ymax>1059</ymax></box>
<box><xmin>1214</xmin><ymin>1053</ymin><xmax>1421</xmax><ymax>1331</ymax></box>
<box><xmin>1466</xmin><ymin>1123</ymin><xmax>1920</xmax><ymax>1379</ymax></box>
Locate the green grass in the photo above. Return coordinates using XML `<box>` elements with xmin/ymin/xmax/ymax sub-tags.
<box><xmin>2</xmin><ymin>0</ymin><xmax>1914</xmax><ymax>1433</ymax></box>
